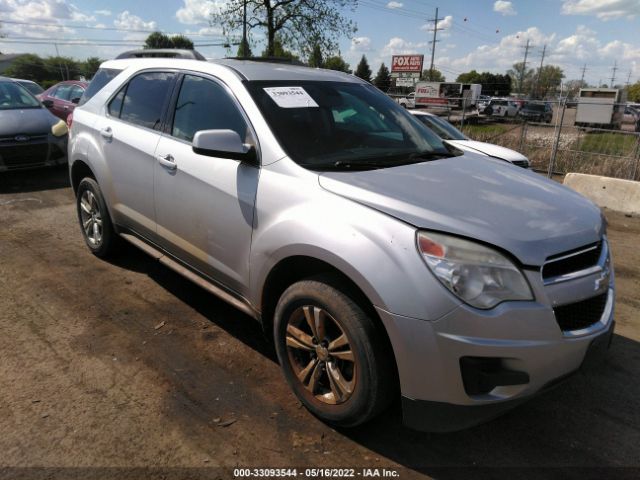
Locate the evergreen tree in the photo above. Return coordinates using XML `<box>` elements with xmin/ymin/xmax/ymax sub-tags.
<box><xmin>354</xmin><ymin>55</ymin><xmax>372</xmax><ymax>82</ymax></box>
<box><xmin>373</xmin><ymin>63</ymin><xmax>392</xmax><ymax>91</ymax></box>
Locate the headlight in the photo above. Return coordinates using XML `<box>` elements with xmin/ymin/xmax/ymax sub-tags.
<box><xmin>51</xmin><ymin>119</ymin><xmax>68</xmax><ymax>137</ymax></box>
<box><xmin>417</xmin><ymin>231</ymin><xmax>533</xmax><ymax>309</ymax></box>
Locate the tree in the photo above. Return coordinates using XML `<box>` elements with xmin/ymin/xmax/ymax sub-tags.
<box><xmin>535</xmin><ymin>65</ymin><xmax>564</xmax><ymax>98</ymax></box>
<box><xmin>211</xmin><ymin>0</ymin><xmax>357</xmax><ymax>59</ymax></box>
<box><xmin>507</xmin><ymin>61</ymin><xmax>535</xmax><ymax>94</ymax></box>
<box><xmin>44</xmin><ymin>56</ymin><xmax>80</xmax><ymax>81</ymax></box>
<box><xmin>4</xmin><ymin>54</ymin><xmax>49</xmax><ymax>82</ymax></box>
<box><xmin>565</xmin><ymin>79</ymin><xmax>588</xmax><ymax>99</ymax></box>
<box><xmin>373</xmin><ymin>63</ymin><xmax>391</xmax><ymax>91</ymax></box>
<box><xmin>354</xmin><ymin>55</ymin><xmax>372</xmax><ymax>82</ymax></box>
<box><xmin>144</xmin><ymin>31</ymin><xmax>174</xmax><ymax>49</ymax></box>
<box><xmin>628</xmin><ymin>82</ymin><xmax>640</xmax><ymax>103</ymax></box>
<box><xmin>80</xmin><ymin>57</ymin><xmax>103</xmax><ymax>79</ymax></box>
<box><xmin>455</xmin><ymin>70</ymin><xmax>511</xmax><ymax>96</ymax></box>
<box><xmin>421</xmin><ymin>68</ymin><xmax>445</xmax><ymax>82</ymax></box>
<box><xmin>324</xmin><ymin>55</ymin><xmax>350</xmax><ymax>73</ymax></box>
<box><xmin>236</xmin><ymin>39</ymin><xmax>253</xmax><ymax>57</ymax></box>
<box><xmin>308</xmin><ymin>44</ymin><xmax>323</xmax><ymax>68</ymax></box>
<box><xmin>170</xmin><ymin>34</ymin><xmax>195</xmax><ymax>50</ymax></box>
<box><xmin>261</xmin><ymin>36</ymin><xmax>299</xmax><ymax>61</ymax></box>
<box><xmin>144</xmin><ymin>32</ymin><xmax>195</xmax><ymax>50</ymax></box>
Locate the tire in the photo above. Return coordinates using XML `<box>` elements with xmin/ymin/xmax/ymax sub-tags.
<box><xmin>76</xmin><ymin>177</ymin><xmax>119</xmax><ymax>258</ymax></box>
<box><xmin>273</xmin><ymin>277</ymin><xmax>395</xmax><ymax>427</ymax></box>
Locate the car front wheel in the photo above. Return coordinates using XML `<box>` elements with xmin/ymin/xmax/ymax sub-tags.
<box><xmin>274</xmin><ymin>277</ymin><xmax>395</xmax><ymax>427</ymax></box>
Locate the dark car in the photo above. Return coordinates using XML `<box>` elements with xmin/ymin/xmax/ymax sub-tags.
<box><xmin>0</xmin><ymin>77</ymin><xmax>68</xmax><ymax>171</ymax></box>
<box><xmin>39</xmin><ymin>80</ymin><xmax>88</xmax><ymax>121</ymax></box>
<box><xmin>15</xmin><ymin>79</ymin><xmax>45</xmax><ymax>97</ymax></box>
<box><xmin>518</xmin><ymin>102</ymin><xmax>553</xmax><ymax>123</ymax></box>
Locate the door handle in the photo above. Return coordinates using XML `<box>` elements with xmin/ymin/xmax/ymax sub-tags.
<box><xmin>100</xmin><ymin>127</ymin><xmax>113</xmax><ymax>140</ymax></box>
<box><xmin>157</xmin><ymin>153</ymin><xmax>177</xmax><ymax>170</ymax></box>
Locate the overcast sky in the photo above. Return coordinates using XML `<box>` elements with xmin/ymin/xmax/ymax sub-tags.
<box><xmin>0</xmin><ymin>0</ymin><xmax>638</xmax><ymax>85</ymax></box>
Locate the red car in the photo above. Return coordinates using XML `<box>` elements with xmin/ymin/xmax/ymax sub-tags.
<box><xmin>39</xmin><ymin>80</ymin><xmax>88</xmax><ymax>121</ymax></box>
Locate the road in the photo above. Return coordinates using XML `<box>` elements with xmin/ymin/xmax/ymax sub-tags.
<box><xmin>1</xmin><ymin>167</ymin><xmax>639</xmax><ymax>479</ymax></box>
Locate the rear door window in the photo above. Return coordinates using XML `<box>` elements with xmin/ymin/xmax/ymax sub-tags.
<box><xmin>53</xmin><ymin>84</ymin><xmax>73</xmax><ymax>101</ymax></box>
<box><xmin>110</xmin><ymin>72</ymin><xmax>176</xmax><ymax>131</ymax></box>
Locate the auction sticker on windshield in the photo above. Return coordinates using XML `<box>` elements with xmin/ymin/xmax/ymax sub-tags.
<box><xmin>263</xmin><ymin>86</ymin><xmax>319</xmax><ymax>108</ymax></box>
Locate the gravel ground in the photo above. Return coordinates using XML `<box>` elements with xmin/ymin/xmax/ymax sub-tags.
<box><xmin>1</xmin><ymin>166</ymin><xmax>639</xmax><ymax>480</ymax></box>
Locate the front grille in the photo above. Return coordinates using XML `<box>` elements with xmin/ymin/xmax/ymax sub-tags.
<box><xmin>0</xmin><ymin>143</ymin><xmax>49</xmax><ymax>168</ymax></box>
<box><xmin>512</xmin><ymin>160</ymin><xmax>529</xmax><ymax>168</ymax></box>
<box><xmin>553</xmin><ymin>293</ymin><xmax>608</xmax><ymax>332</ymax></box>
<box><xmin>543</xmin><ymin>242</ymin><xmax>603</xmax><ymax>280</ymax></box>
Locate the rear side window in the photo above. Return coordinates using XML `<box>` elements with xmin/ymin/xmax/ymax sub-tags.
<box><xmin>110</xmin><ymin>72</ymin><xmax>175</xmax><ymax>130</ymax></box>
<box><xmin>171</xmin><ymin>74</ymin><xmax>249</xmax><ymax>143</ymax></box>
<box><xmin>53</xmin><ymin>84</ymin><xmax>73</xmax><ymax>101</ymax></box>
<box><xmin>79</xmin><ymin>68</ymin><xmax>122</xmax><ymax>106</ymax></box>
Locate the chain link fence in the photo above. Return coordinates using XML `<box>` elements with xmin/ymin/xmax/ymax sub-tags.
<box><xmin>398</xmin><ymin>95</ymin><xmax>640</xmax><ymax>181</ymax></box>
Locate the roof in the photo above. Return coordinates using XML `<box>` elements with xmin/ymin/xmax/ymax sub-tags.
<box><xmin>408</xmin><ymin>109</ymin><xmax>435</xmax><ymax>117</ymax></box>
<box><xmin>100</xmin><ymin>56</ymin><xmax>361</xmax><ymax>83</ymax></box>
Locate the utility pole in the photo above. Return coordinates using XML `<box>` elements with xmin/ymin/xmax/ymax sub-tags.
<box><xmin>54</xmin><ymin>43</ymin><xmax>64</xmax><ymax>80</ymax></box>
<box><xmin>241</xmin><ymin>0</ymin><xmax>248</xmax><ymax>58</ymax></box>
<box><xmin>610</xmin><ymin>60</ymin><xmax>618</xmax><ymax>88</ymax></box>
<box><xmin>532</xmin><ymin>44</ymin><xmax>546</xmax><ymax>98</ymax></box>
<box><xmin>427</xmin><ymin>7</ymin><xmax>440</xmax><ymax>81</ymax></box>
<box><xmin>518</xmin><ymin>39</ymin><xmax>532</xmax><ymax>95</ymax></box>
<box><xmin>579</xmin><ymin>64</ymin><xmax>587</xmax><ymax>86</ymax></box>
<box><xmin>625</xmin><ymin>70</ymin><xmax>632</xmax><ymax>87</ymax></box>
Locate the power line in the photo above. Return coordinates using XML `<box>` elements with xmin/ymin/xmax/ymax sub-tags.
<box><xmin>0</xmin><ymin>19</ymin><xmax>226</xmax><ymax>38</ymax></box>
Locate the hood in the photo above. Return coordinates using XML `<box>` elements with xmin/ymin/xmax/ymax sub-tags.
<box><xmin>446</xmin><ymin>140</ymin><xmax>529</xmax><ymax>163</ymax></box>
<box><xmin>0</xmin><ymin>108</ymin><xmax>57</xmax><ymax>137</ymax></box>
<box><xmin>318</xmin><ymin>155</ymin><xmax>603</xmax><ymax>266</ymax></box>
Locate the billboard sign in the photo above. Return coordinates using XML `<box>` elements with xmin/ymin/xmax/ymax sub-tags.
<box><xmin>391</xmin><ymin>55</ymin><xmax>424</xmax><ymax>73</ymax></box>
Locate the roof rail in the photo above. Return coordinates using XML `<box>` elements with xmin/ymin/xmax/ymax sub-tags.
<box><xmin>115</xmin><ymin>49</ymin><xmax>206</xmax><ymax>60</ymax></box>
<box><xmin>226</xmin><ymin>56</ymin><xmax>306</xmax><ymax>66</ymax></box>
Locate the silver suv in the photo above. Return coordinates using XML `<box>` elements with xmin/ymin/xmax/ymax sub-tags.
<box><xmin>69</xmin><ymin>55</ymin><xmax>615</xmax><ymax>432</ymax></box>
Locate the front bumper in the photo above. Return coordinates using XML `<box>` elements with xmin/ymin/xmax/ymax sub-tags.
<box><xmin>377</xmin><ymin>283</ymin><xmax>615</xmax><ymax>432</ymax></box>
<box><xmin>0</xmin><ymin>135</ymin><xmax>68</xmax><ymax>172</ymax></box>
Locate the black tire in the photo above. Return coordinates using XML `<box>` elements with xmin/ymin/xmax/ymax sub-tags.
<box><xmin>274</xmin><ymin>277</ymin><xmax>395</xmax><ymax>427</ymax></box>
<box><xmin>76</xmin><ymin>177</ymin><xmax>119</xmax><ymax>258</ymax></box>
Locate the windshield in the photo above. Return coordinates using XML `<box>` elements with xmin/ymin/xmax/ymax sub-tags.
<box><xmin>246</xmin><ymin>80</ymin><xmax>452</xmax><ymax>169</ymax></box>
<box><xmin>0</xmin><ymin>81</ymin><xmax>41</xmax><ymax>110</ymax></box>
<box><xmin>18</xmin><ymin>81</ymin><xmax>44</xmax><ymax>96</ymax></box>
<box><xmin>414</xmin><ymin>114</ymin><xmax>467</xmax><ymax>141</ymax></box>
<box><xmin>524</xmin><ymin>103</ymin><xmax>545</xmax><ymax>112</ymax></box>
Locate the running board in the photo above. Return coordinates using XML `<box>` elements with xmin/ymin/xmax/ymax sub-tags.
<box><xmin>120</xmin><ymin>233</ymin><xmax>259</xmax><ymax>320</ymax></box>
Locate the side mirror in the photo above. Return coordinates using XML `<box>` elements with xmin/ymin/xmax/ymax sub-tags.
<box><xmin>42</xmin><ymin>99</ymin><xmax>54</xmax><ymax>108</ymax></box>
<box><xmin>71</xmin><ymin>97</ymin><xmax>81</xmax><ymax>104</ymax></box>
<box><xmin>192</xmin><ymin>129</ymin><xmax>258</xmax><ymax>166</ymax></box>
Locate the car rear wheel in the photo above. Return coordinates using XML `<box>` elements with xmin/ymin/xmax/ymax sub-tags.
<box><xmin>76</xmin><ymin>177</ymin><xmax>119</xmax><ymax>258</ymax></box>
<box><xmin>274</xmin><ymin>277</ymin><xmax>395</xmax><ymax>427</ymax></box>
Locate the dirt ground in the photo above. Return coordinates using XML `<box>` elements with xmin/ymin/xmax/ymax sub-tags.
<box><xmin>1</xmin><ymin>167</ymin><xmax>639</xmax><ymax>480</ymax></box>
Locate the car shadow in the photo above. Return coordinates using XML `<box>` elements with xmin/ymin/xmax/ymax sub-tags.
<box><xmin>0</xmin><ymin>165</ymin><xmax>70</xmax><ymax>194</ymax></box>
<box><xmin>102</xmin><ymin>246</ymin><xmax>640</xmax><ymax>477</ymax></box>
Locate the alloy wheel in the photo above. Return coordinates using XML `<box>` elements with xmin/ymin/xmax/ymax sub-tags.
<box><xmin>285</xmin><ymin>305</ymin><xmax>357</xmax><ymax>405</ymax></box>
<box><xmin>79</xmin><ymin>190</ymin><xmax>103</xmax><ymax>246</ymax></box>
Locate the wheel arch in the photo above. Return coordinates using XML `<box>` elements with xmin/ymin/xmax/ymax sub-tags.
<box><xmin>70</xmin><ymin>159</ymin><xmax>96</xmax><ymax>195</ymax></box>
<box><xmin>260</xmin><ymin>254</ymin><xmax>400</xmax><ymax>390</ymax></box>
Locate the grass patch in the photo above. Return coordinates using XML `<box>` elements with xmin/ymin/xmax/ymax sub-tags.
<box><xmin>575</xmin><ymin>132</ymin><xmax>638</xmax><ymax>157</ymax></box>
<box><xmin>462</xmin><ymin>124</ymin><xmax>510</xmax><ymax>138</ymax></box>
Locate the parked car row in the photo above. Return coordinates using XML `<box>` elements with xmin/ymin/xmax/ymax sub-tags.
<box><xmin>0</xmin><ymin>76</ymin><xmax>68</xmax><ymax>171</ymax></box>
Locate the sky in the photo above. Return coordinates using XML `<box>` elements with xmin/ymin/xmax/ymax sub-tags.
<box><xmin>0</xmin><ymin>0</ymin><xmax>639</xmax><ymax>86</ymax></box>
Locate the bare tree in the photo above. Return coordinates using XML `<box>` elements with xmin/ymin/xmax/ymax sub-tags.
<box><xmin>211</xmin><ymin>0</ymin><xmax>357</xmax><ymax>59</ymax></box>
